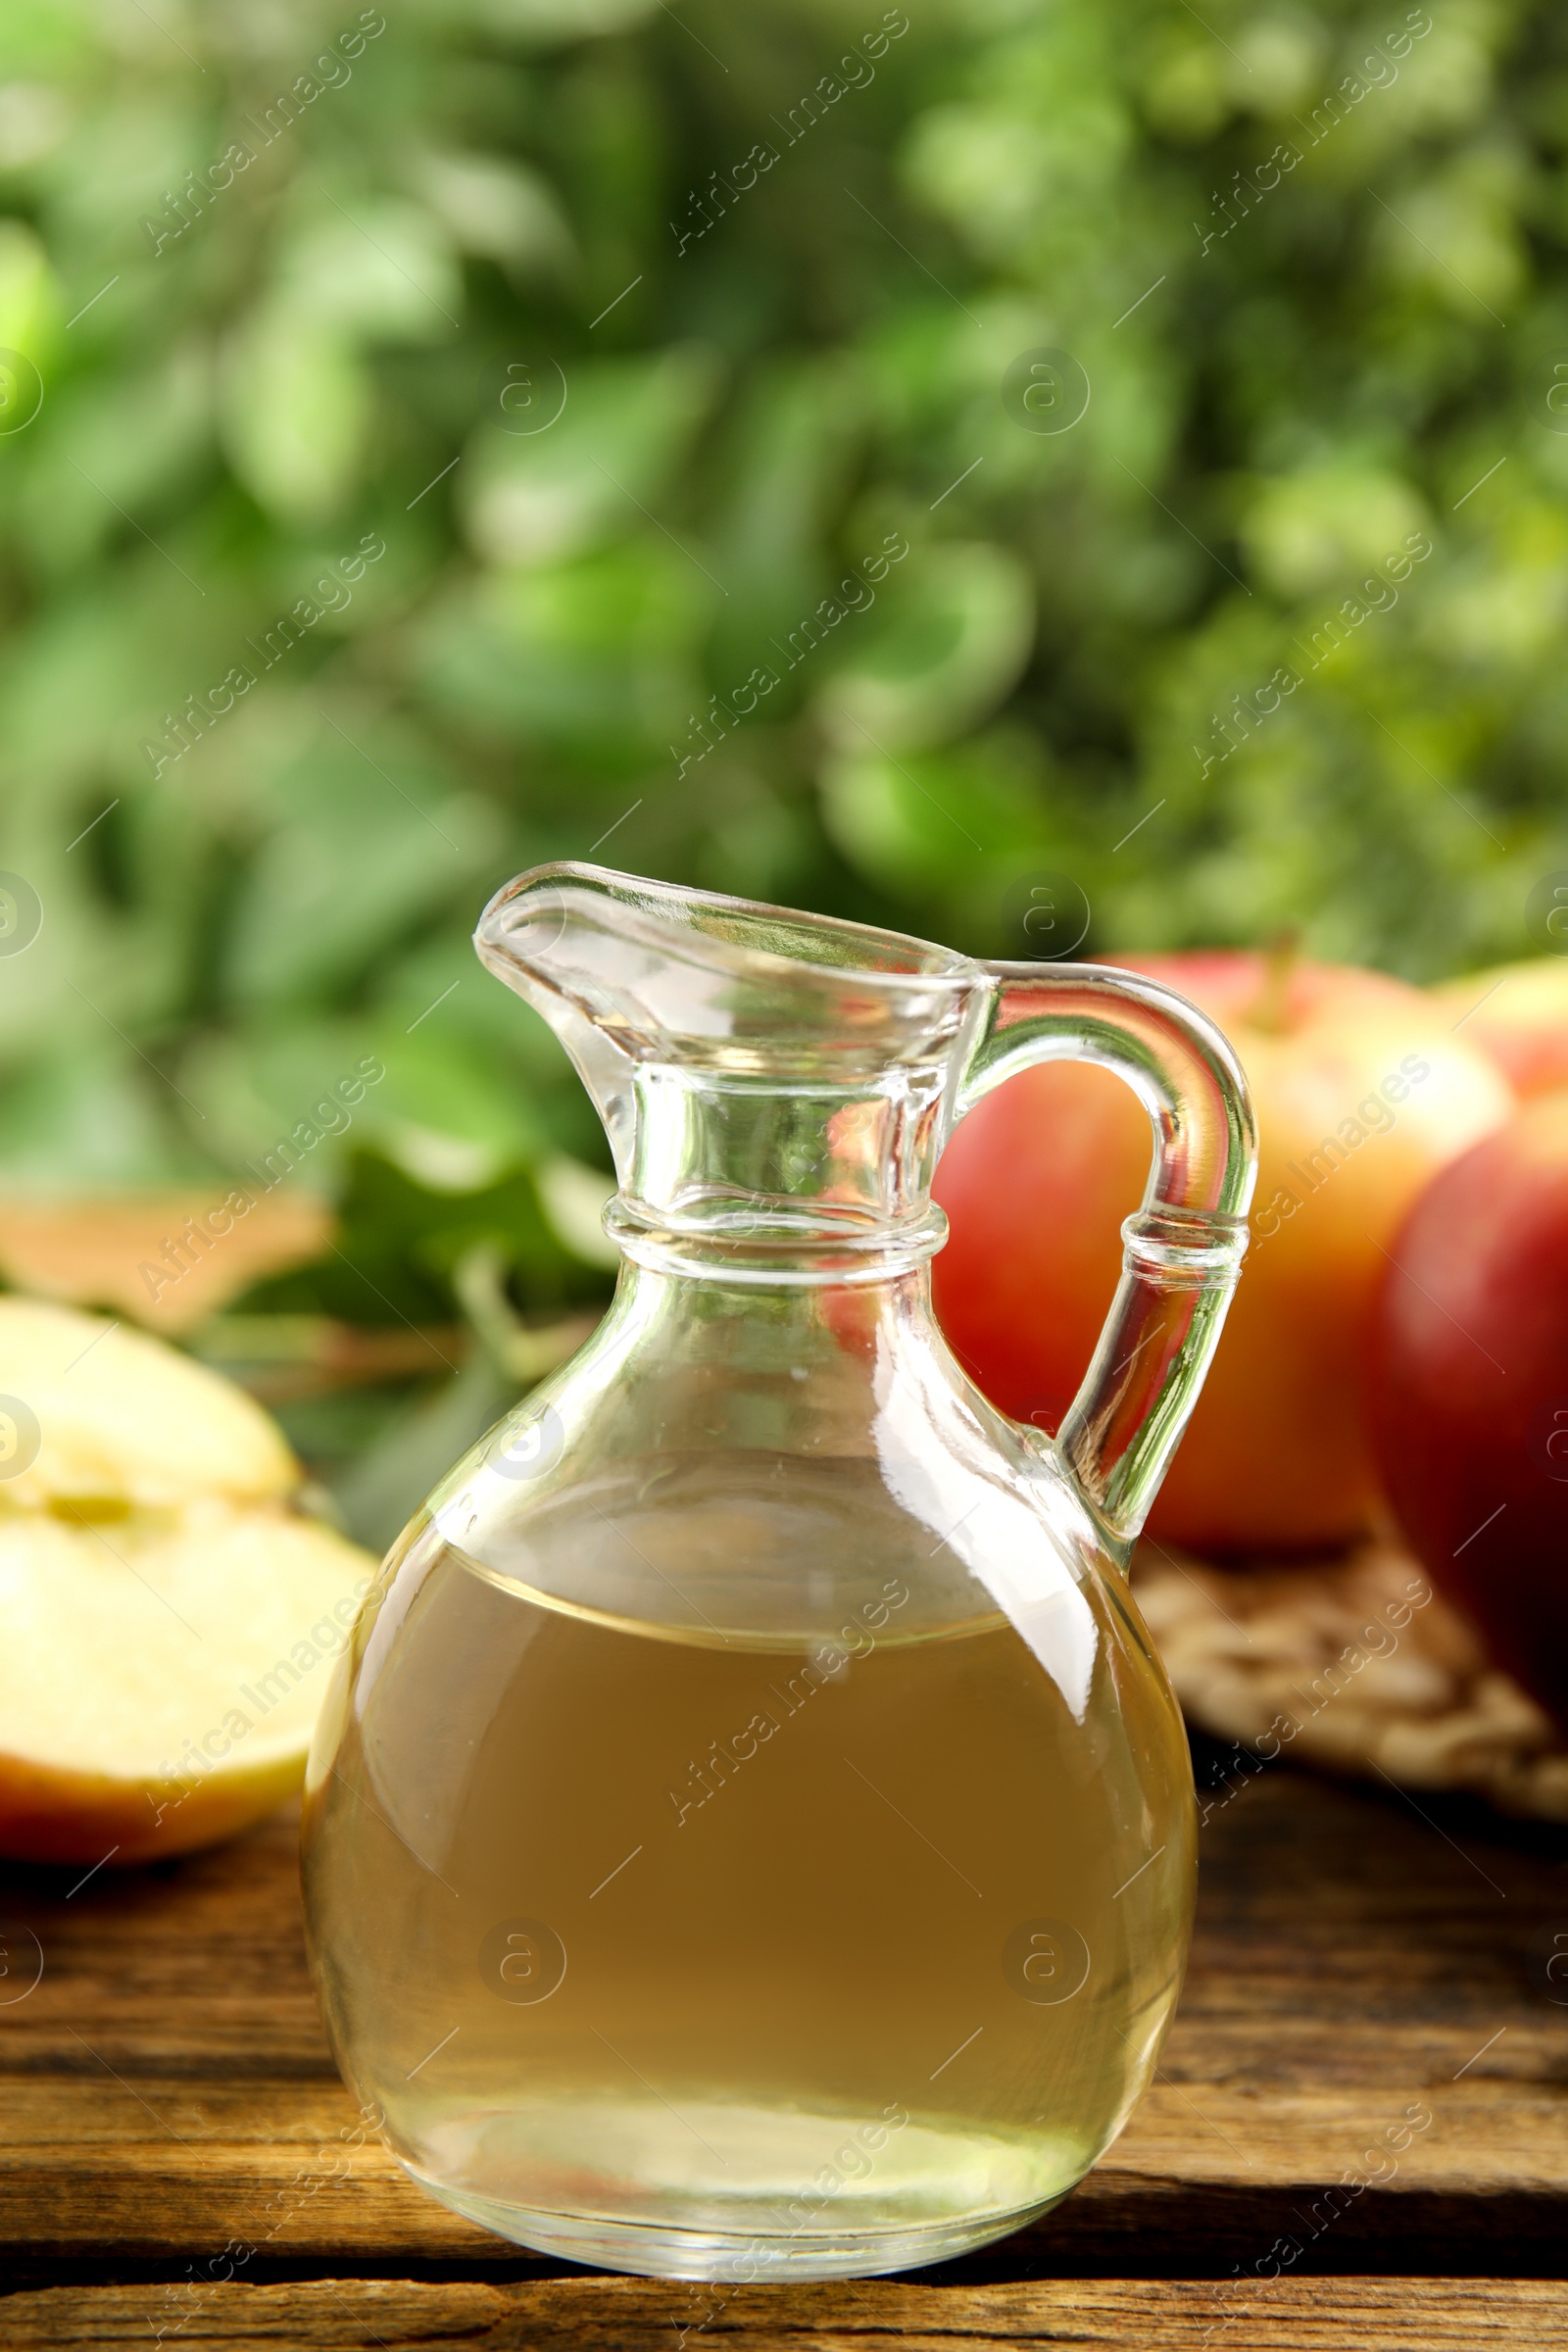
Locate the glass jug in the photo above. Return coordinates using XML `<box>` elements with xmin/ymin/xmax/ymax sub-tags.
<box><xmin>301</xmin><ymin>863</ymin><xmax>1255</xmax><ymax>2281</ymax></box>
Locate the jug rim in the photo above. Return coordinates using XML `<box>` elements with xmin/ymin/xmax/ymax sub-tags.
<box><xmin>478</xmin><ymin>862</ymin><xmax>987</xmax><ymax>997</ymax></box>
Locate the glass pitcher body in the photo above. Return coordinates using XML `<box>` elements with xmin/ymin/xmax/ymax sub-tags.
<box><xmin>302</xmin><ymin>865</ymin><xmax>1255</xmax><ymax>2281</ymax></box>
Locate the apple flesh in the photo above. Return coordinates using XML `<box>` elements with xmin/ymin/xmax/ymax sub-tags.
<box><xmin>1368</xmin><ymin>1098</ymin><xmax>1568</xmax><ymax>1732</ymax></box>
<box><xmin>1429</xmin><ymin>958</ymin><xmax>1568</xmax><ymax>1102</ymax></box>
<box><xmin>0</xmin><ymin>1298</ymin><xmax>376</xmax><ymax>1864</ymax></box>
<box><xmin>0</xmin><ymin>1505</ymin><xmax>376</xmax><ymax>1864</ymax></box>
<box><xmin>932</xmin><ymin>953</ymin><xmax>1512</xmax><ymax>1555</ymax></box>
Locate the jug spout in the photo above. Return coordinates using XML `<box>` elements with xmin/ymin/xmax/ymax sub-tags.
<box><xmin>474</xmin><ymin>864</ymin><xmax>649</xmax><ymax>1185</ymax></box>
<box><xmin>474</xmin><ymin>863</ymin><xmax>988</xmax><ymax>1208</ymax></box>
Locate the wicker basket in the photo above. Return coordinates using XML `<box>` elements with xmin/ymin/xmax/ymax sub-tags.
<box><xmin>1131</xmin><ymin>1538</ymin><xmax>1568</xmax><ymax>1824</ymax></box>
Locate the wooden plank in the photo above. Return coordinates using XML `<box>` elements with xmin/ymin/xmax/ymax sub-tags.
<box><xmin>2</xmin><ymin>1764</ymin><xmax>1566</xmax><ymax>2275</ymax></box>
<box><xmin>3</xmin><ymin>2276</ymin><xmax>1566</xmax><ymax>2349</ymax></box>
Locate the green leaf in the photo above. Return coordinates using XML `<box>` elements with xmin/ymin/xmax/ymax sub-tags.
<box><xmin>181</xmin><ymin>1015</ymin><xmax>551</xmax><ymax>1192</ymax></box>
<box><xmin>461</xmin><ymin>345</ymin><xmax>720</xmax><ymax>568</ymax></box>
<box><xmin>448</xmin><ymin>0</ymin><xmax>656</xmax><ymax>37</ymax></box>
<box><xmin>220</xmin><ymin>308</ymin><xmax>368</xmax><ymax>524</ymax></box>
<box><xmin>814</xmin><ymin>543</ymin><xmax>1035</xmax><ymax>753</ymax></box>
<box><xmin>818</xmin><ymin>729</ymin><xmax>1058</xmax><ymax>913</ymax></box>
<box><xmin>1239</xmin><ymin>465</ymin><xmax>1430</xmax><ymax>600</ymax></box>
<box><xmin>222</xmin><ymin>727</ymin><xmax>502</xmax><ymax>1009</ymax></box>
<box><xmin>413</xmin><ymin>151</ymin><xmax>575</xmax><ymax>276</ymax></box>
<box><xmin>275</xmin><ymin>202</ymin><xmax>461</xmax><ymax>342</ymax></box>
<box><xmin>0</xmin><ymin>217</ymin><xmax>58</xmax><ymax>368</ymax></box>
<box><xmin>0</xmin><ymin>1045</ymin><xmax>204</xmax><ymax>1191</ymax></box>
<box><xmin>241</xmin><ymin>1148</ymin><xmax>609</xmax><ymax>1327</ymax></box>
<box><xmin>419</xmin><ymin>537</ymin><xmax>709</xmax><ymax>755</ymax></box>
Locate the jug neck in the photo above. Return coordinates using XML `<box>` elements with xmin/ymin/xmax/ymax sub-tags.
<box><xmin>474</xmin><ymin>865</ymin><xmax>993</xmax><ymax>1285</ymax></box>
<box><xmin>606</xmin><ymin>1060</ymin><xmax>953</xmax><ymax>1286</ymax></box>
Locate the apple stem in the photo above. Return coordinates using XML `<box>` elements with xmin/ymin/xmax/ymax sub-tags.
<box><xmin>1249</xmin><ymin>929</ymin><xmax>1301</xmax><ymax>1033</ymax></box>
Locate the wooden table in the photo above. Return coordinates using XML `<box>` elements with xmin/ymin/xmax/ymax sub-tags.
<box><xmin>2</xmin><ymin>1751</ymin><xmax>1566</xmax><ymax>2347</ymax></box>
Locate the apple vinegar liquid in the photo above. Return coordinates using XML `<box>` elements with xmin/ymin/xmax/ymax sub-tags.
<box><xmin>303</xmin><ymin>1476</ymin><xmax>1194</xmax><ymax>2279</ymax></box>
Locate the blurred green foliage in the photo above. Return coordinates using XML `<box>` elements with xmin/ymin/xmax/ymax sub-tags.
<box><xmin>2</xmin><ymin>0</ymin><xmax>1567</xmax><ymax>1321</ymax></box>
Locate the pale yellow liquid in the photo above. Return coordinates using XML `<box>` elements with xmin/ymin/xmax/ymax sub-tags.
<box><xmin>303</xmin><ymin>1473</ymin><xmax>1193</xmax><ymax>2278</ymax></box>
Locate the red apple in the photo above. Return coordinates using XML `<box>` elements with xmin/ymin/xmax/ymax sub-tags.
<box><xmin>932</xmin><ymin>952</ymin><xmax>1511</xmax><ymax>1555</ymax></box>
<box><xmin>1429</xmin><ymin>958</ymin><xmax>1568</xmax><ymax>1101</ymax></box>
<box><xmin>1368</xmin><ymin>1097</ymin><xmax>1568</xmax><ymax>1732</ymax></box>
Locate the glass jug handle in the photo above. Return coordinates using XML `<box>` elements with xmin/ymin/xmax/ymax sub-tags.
<box><xmin>952</xmin><ymin>962</ymin><xmax>1258</xmax><ymax>1556</ymax></box>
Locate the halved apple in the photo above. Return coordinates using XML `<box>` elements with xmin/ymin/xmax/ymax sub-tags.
<box><xmin>0</xmin><ymin>1298</ymin><xmax>377</xmax><ymax>1865</ymax></box>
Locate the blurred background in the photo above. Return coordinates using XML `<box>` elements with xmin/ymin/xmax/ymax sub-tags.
<box><xmin>1</xmin><ymin>0</ymin><xmax>1565</xmax><ymax>1540</ymax></box>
